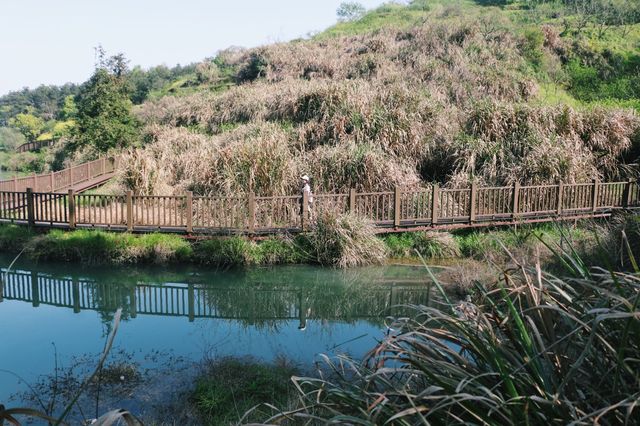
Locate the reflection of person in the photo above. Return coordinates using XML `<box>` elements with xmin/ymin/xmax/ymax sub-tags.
<box><xmin>300</xmin><ymin>175</ymin><xmax>313</xmax><ymax>215</ymax></box>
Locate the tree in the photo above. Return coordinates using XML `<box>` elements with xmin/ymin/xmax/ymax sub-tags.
<box><xmin>8</xmin><ymin>113</ymin><xmax>44</xmax><ymax>141</ymax></box>
<box><xmin>0</xmin><ymin>126</ymin><xmax>26</xmax><ymax>150</ymax></box>
<box><xmin>337</xmin><ymin>2</ymin><xmax>366</xmax><ymax>22</ymax></box>
<box><xmin>72</xmin><ymin>50</ymin><xmax>139</xmax><ymax>153</ymax></box>
<box><xmin>60</xmin><ymin>95</ymin><xmax>78</xmax><ymax>120</ymax></box>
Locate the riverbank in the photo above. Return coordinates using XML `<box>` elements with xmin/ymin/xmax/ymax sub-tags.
<box><xmin>0</xmin><ymin>216</ymin><xmax>603</xmax><ymax>269</ymax></box>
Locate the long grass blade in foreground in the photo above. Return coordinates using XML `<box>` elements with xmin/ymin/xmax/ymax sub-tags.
<box><xmin>259</xmin><ymin>248</ymin><xmax>640</xmax><ymax>425</ymax></box>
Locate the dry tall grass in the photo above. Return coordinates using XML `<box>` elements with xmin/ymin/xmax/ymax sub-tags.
<box><xmin>125</xmin><ymin>18</ymin><xmax>640</xmax><ymax>196</ymax></box>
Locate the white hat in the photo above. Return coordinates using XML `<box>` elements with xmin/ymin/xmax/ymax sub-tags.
<box><xmin>301</xmin><ymin>175</ymin><xmax>310</xmax><ymax>181</ymax></box>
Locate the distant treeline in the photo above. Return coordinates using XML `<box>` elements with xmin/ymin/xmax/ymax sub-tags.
<box><xmin>0</xmin><ymin>62</ymin><xmax>199</xmax><ymax>126</ymax></box>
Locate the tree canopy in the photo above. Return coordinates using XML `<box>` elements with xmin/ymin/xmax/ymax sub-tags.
<box><xmin>71</xmin><ymin>52</ymin><xmax>139</xmax><ymax>153</ymax></box>
<box><xmin>337</xmin><ymin>2</ymin><xmax>366</xmax><ymax>22</ymax></box>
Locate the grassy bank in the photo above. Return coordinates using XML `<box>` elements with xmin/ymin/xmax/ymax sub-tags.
<box><xmin>0</xmin><ymin>214</ymin><xmax>617</xmax><ymax>268</ymax></box>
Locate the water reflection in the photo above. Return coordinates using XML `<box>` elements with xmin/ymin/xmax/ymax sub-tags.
<box><xmin>0</xmin><ymin>260</ymin><xmax>436</xmax><ymax>419</ymax></box>
<box><xmin>1</xmin><ymin>263</ymin><xmax>434</xmax><ymax>329</ymax></box>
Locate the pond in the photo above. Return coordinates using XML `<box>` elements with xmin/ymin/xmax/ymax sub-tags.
<box><xmin>0</xmin><ymin>256</ymin><xmax>438</xmax><ymax>423</ymax></box>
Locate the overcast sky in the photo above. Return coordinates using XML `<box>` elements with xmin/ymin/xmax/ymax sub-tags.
<box><xmin>0</xmin><ymin>0</ymin><xmax>386</xmax><ymax>95</ymax></box>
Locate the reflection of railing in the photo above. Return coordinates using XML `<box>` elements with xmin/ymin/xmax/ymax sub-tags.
<box><xmin>0</xmin><ymin>179</ymin><xmax>638</xmax><ymax>234</ymax></box>
<box><xmin>0</xmin><ymin>269</ymin><xmax>431</xmax><ymax>324</ymax></box>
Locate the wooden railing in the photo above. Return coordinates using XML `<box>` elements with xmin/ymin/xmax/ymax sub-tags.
<box><xmin>0</xmin><ymin>179</ymin><xmax>637</xmax><ymax>234</ymax></box>
<box><xmin>0</xmin><ymin>156</ymin><xmax>119</xmax><ymax>193</ymax></box>
<box><xmin>16</xmin><ymin>139</ymin><xmax>55</xmax><ymax>153</ymax></box>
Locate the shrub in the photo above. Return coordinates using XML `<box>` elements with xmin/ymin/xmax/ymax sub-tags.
<box><xmin>412</xmin><ymin>231</ymin><xmax>461</xmax><ymax>258</ymax></box>
<box><xmin>24</xmin><ymin>230</ymin><xmax>191</xmax><ymax>264</ymax></box>
<box><xmin>0</xmin><ymin>224</ymin><xmax>36</xmax><ymax>251</ymax></box>
<box><xmin>383</xmin><ymin>231</ymin><xmax>461</xmax><ymax>259</ymax></box>
<box><xmin>25</xmin><ymin>229</ymin><xmax>126</xmax><ymax>264</ymax></box>
<box><xmin>382</xmin><ymin>232</ymin><xmax>415</xmax><ymax>258</ymax></box>
<box><xmin>126</xmin><ymin>233</ymin><xmax>192</xmax><ymax>263</ymax></box>
<box><xmin>306</xmin><ymin>212</ymin><xmax>387</xmax><ymax>267</ymax></box>
<box><xmin>193</xmin><ymin>236</ymin><xmax>259</xmax><ymax>266</ymax></box>
<box><xmin>255</xmin><ymin>236</ymin><xmax>307</xmax><ymax>264</ymax></box>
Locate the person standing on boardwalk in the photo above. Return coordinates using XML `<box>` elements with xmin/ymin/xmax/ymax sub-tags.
<box><xmin>301</xmin><ymin>175</ymin><xmax>313</xmax><ymax>216</ymax></box>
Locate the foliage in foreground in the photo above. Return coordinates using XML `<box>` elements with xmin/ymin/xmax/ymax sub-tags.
<box><xmin>192</xmin><ymin>357</ymin><xmax>298</xmax><ymax>425</ymax></box>
<box><xmin>261</xmin><ymin>250</ymin><xmax>640</xmax><ymax>424</ymax></box>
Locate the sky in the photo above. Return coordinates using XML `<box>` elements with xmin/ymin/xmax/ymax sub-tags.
<box><xmin>0</xmin><ymin>0</ymin><xmax>386</xmax><ymax>96</ymax></box>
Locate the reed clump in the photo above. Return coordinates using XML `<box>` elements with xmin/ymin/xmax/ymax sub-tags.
<box><xmin>306</xmin><ymin>212</ymin><xmax>387</xmax><ymax>268</ymax></box>
<box><xmin>268</xmin><ymin>252</ymin><xmax>640</xmax><ymax>424</ymax></box>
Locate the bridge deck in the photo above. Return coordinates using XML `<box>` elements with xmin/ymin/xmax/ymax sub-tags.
<box><xmin>66</xmin><ymin>171</ymin><xmax>116</xmax><ymax>193</ymax></box>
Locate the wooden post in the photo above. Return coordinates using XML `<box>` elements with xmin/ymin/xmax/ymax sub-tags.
<box><xmin>592</xmin><ymin>178</ymin><xmax>599</xmax><ymax>213</ymax></box>
<box><xmin>130</xmin><ymin>287</ymin><xmax>137</xmax><ymax>318</ymax></box>
<box><xmin>624</xmin><ymin>179</ymin><xmax>634</xmax><ymax>208</ymax></box>
<box><xmin>298</xmin><ymin>291</ymin><xmax>307</xmax><ymax>331</ymax></box>
<box><xmin>349</xmin><ymin>188</ymin><xmax>356</xmax><ymax>213</ymax></box>
<box><xmin>512</xmin><ymin>182</ymin><xmax>520</xmax><ymax>220</ymax></box>
<box><xmin>72</xmin><ymin>278</ymin><xmax>80</xmax><ymax>313</ymax></box>
<box><xmin>431</xmin><ymin>184</ymin><xmax>439</xmax><ymax>225</ymax></box>
<box><xmin>68</xmin><ymin>189</ymin><xmax>76</xmax><ymax>229</ymax></box>
<box><xmin>390</xmin><ymin>285</ymin><xmax>398</xmax><ymax>317</ymax></box>
<box><xmin>69</xmin><ymin>167</ymin><xmax>74</xmax><ymax>187</ymax></box>
<box><xmin>85</xmin><ymin>162</ymin><xmax>90</xmax><ymax>180</ymax></box>
<box><xmin>26</xmin><ymin>187</ymin><xmax>35</xmax><ymax>226</ymax></box>
<box><xmin>126</xmin><ymin>190</ymin><xmax>133</xmax><ymax>231</ymax></box>
<box><xmin>394</xmin><ymin>186</ymin><xmax>401</xmax><ymax>228</ymax></box>
<box><xmin>301</xmin><ymin>190</ymin><xmax>309</xmax><ymax>231</ymax></box>
<box><xmin>31</xmin><ymin>270</ymin><xmax>40</xmax><ymax>307</ymax></box>
<box><xmin>186</xmin><ymin>191</ymin><xmax>193</xmax><ymax>233</ymax></box>
<box><xmin>248</xmin><ymin>192</ymin><xmax>255</xmax><ymax>233</ymax></box>
<box><xmin>188</xmin><ymin>283</ymin><xmax>195</xmax><ymax>323</ymax></box>
<box><xmin>557</xmin><ymin>182</ymin><xmax>563</xmax><ymax>216</ymax></box>
<box><xmin>469</xmin><ymin>182</ymin><xmax>477</xmax><ymax>223</ymax></box>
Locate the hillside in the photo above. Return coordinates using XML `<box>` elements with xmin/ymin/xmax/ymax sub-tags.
<box><xmin>119</xmin><ymin>0</ymin><xmax>640</xmax><ymax>196</ymax></box>
<box><xmin>2</xmin><ymin>0</ymin><xmax>640</xmax><ymax>196</ymax></box>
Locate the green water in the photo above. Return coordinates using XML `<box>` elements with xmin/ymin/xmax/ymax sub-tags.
<box><xmin>0</xmin><ymin>256</ymin><xmax>436</xmax><ymax>422</ymax></box>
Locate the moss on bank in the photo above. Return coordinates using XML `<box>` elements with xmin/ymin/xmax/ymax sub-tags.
<box><xmin>0</xmin><ymin>219</ymin><xmax>606</xmax><ymax>268</ymax></box>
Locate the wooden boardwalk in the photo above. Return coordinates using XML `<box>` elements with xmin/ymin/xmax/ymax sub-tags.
<box><xmin>0</xmin><ymin>176</ymin><xmax>637</xmax><ymax>235</ymax></box>
<box><xmin>16</xmin><ymin>139</ymin><xmax>55</xmax><ymax>153</ymax></box>
<box><xmin>0</xmin><ymin>156</ymin><xmax>118</xmax><ymax>194</ymax></box>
